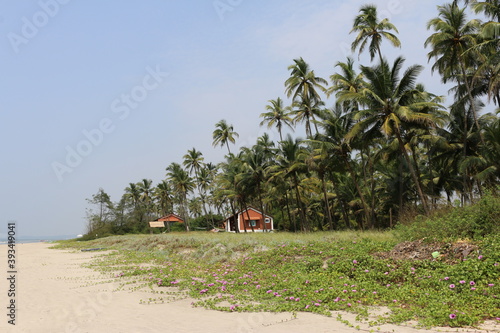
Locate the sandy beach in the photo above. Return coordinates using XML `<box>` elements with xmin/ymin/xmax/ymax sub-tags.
<box><xmin>0</xmin><ymin>242</ymin><xmax>498</xmax><ymax>333</ymax></box>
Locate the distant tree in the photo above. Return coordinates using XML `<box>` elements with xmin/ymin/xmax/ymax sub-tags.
<box><xmin>350</xmin><ymin>4</ymin><xmax>401</xmax><ymax>62</ymax></box>
<box><xmin>212</xmin><ymin>119</ymin><xmax>239</xmax><ymax>154</ymax></box>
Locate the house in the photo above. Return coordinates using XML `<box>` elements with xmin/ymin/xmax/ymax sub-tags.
<box><xmin>156</xmin><ymin>213</ymin><xmax>184</xmax><ymax>224</ymax></box>
<box><xmin>222</xmin><ymin>207</ymin><xmax>273</xmax><ymax>232</ymax></box>
<box><xmin>149</xmin><ymin>213</ymin><xmax>184</xmax><ymax>229</ymax></box>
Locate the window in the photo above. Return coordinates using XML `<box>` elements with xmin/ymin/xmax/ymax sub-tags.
<box><xmin>249</xmin><ymin>220</ymin><xmax>257</xmax><ymax>227</ymax></box>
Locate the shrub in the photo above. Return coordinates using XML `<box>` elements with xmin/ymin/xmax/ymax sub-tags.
<box><xmin>396</xmin><ymin>193</ymin><xmax>500</xmax><ymax>242</ymax></box>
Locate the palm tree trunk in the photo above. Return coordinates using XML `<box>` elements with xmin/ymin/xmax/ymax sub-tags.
<box><xmin>243</xmin><ymin>203</ymin><xmax>255</xmax><ymax>232</ymax></box>
<box><xmin>459</xmin><ymin>59</ymin><xmax>484</xmax><ymax>144</ymax></box>
<box><xmin>283</xmin><ymin>190</ymin><xmax>294</xmax><ymax>231</ymax></box>
<box><xmin>395</xmin><ymin>132</ymin><xmax>430</xmax><ymax>214</ymax></box>
<box><xmin>320</xmin><ymin>174</ymin><xmax>334</xmax><ymax>230</ymax></box>
<box><xmin>257</xmin><ymin>182</ymin><xmax>268</xmax><ymax>232</ymax></box>
<box><xmin>293</xmin><ymin>174</ymin><xmax>308</xmax><ymax>231</ymax></box>
<box><xmin>342</xmin><ymin>154</ymin><xmax>370</xmax><ymax>229</ymax></box>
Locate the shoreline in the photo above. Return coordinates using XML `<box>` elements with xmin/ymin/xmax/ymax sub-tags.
<box><xmin>0</xmin><ymin>243</ymin><xmax>498</xmax><ymax>333</ymax></box>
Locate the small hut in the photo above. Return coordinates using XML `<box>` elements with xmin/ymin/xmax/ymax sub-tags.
<box><xmin>149</xmin><ymin>213</ymin><xmax>184</xmax><ymax>232</ymax></box>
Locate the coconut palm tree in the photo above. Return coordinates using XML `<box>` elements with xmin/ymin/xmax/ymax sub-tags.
<box><xmin>138</xmin><ymin>179</ymin><xmax>154</xmax><ymax>221</ymax></box>
<box><xmin>212</xmin><ymin>119</ymin><xmax>239</xmax><ymax>154</ymax></box>
<box><xmin>183</xmin><ymin>148</ymin><xmax>204</xmax><ymax>176</ymax></box>
<box><xmin>285</xmin><ymin>57</ymin><xmax>328</xmax><ymax>104</ymax></box>
<box><xmin>154</xmin><ymin>180</ymin><xmax>173</xmax><ymax>216</ymax></box>
<box><xmin>124</xmin><ymin>182</ymin><xmax>144</xmax><ymax>229</ymax></box>
<box><xmin>290</xmin><ymin>94</ymin><xmax>325</xmax><ymax>138</ymax></box>
<box><xmin>328</xmin><ymin>57</ymin><xmax>365</xmax><ymax>109</ymax></box>
<box><xmin>425</xmin><ymin>3</ymin><xmax>482</xmax><ymax>137</ymax></box>
<box><xmin>456</xmin><ymin>0</ymin><xmax>500</xmax><ymax>21</ymax></box>
<box><xmin>166</xmin><ymin>163</ymin><xmax>194</xmax><ymax>231</ymax></box>
<box><xmin>260</xmin><ymin>97</ymin><xmax>294</xmax><ymax>141</ymax></box>
<box><xmin>350</xmin><ymin>4</ymin><xmax>401</xmax><ymax>62</ymax></box>
<box><xmin>154</xmin><ymin>180</ymin><xmax>174</xmax><ymax>231</ymax></box>
<box><xmin>270</xmin><ymin>135</ymin><xmax>310</xmax><ymax>231</ymax></box>
<box><xmin>340</xmin><ymin>57</ymin><xmax>446</xmax><ymax>214</ymax></box>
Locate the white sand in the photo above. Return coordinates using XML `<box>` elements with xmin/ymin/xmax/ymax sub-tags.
<box><xmin>0</xmin><ymin>243</ymin><xmax>498</xmax><ymax>333</ymax></box>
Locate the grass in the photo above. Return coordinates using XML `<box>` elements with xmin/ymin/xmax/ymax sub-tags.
<box><xmin>53</xmin><ymin>230</ymin><xmax>500</xmax><ymax>328</ymax></box>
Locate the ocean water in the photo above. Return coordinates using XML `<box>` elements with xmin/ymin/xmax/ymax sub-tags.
<box><xmin>0</xmin><ymin>239</ymin><xmax>48</xmax><ymax>245</ymax></box>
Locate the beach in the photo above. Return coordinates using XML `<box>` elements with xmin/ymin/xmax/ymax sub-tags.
<box><xmin>0</xmin><ymin>243</ymin><xmax>498</xmax><ymax>333</ymax></box>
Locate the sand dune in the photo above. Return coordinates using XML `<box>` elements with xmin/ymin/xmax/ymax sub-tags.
<box><xmin>0</xmin><ymin>243</ymin><xmax>498</xmax><ymax>333</ymax></box>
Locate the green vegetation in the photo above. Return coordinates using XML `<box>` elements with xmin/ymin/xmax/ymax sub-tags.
<box><xmin>69</xmin><ymin>2</ymin><xmax>500</xmax><ymax>328</ymax></box>
<box><xmin>54</xmin><ymin>226</ymin><xmax>500</xmax><ymax>328</ymax></box>
<box><xmin>84</xmin><ymin>2</ymin><xmax>500</xmax><ymax>238</ymax></box>
<box><xmin>396</xmin><ymin>192</ymin><xmax>500</xmax><ymax>241</ymax></box>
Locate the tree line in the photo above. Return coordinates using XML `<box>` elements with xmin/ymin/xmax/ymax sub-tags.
<box><xmin>85</xmin><ymin>1</ymin><xmax>500</xmax><ymax>236</ymax></box>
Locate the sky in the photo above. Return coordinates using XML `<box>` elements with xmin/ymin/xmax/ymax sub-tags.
<box><xmin>0</xmin><ymin>0</ymin><xmax>488</xmax><ymax>239</ymax></box>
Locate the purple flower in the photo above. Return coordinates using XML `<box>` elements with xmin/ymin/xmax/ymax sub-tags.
<box><xmin>478</xmin><ymin>255</ymin><xmax>483</xmax><ymax>260</ymax></box>
<box><xmin>353</xmin><ymin>260</ymin><xmax>358</xmax><ymax>264</ymax></box>
<box><xmin>470</xmin><ymin>281</ymin><xmax>476</xmax><ymax>286</ymax></box>
<box><xmin>449</xmin><ymin>284</ymin><xmax>455</xmax><ymax>289</ymax></box>
<box><xmin>449</xmin><ymin>313</ymin><xmax>456</xmax><ymax>319</ymax></box>
<box><xmin>444</xmin><ymin>277</ymin><xmax>450</xmax><ymax>280</ymax></box>
<box><xmin>305</xmin><ymin>305</ymin><xmax>310</xmax><ymax>309</ymax></box>
<box><xmin>488</xmin><ymin>284</ymin><xmax>495</xmax><ymax>287</ymax></box>
<box><xmin>459</xmin><ymin>280</ymin><xmax>466</xmax><ymax>284</ymax></box>
<box><xmin>471</xmin><ymin>287</ymin><xmax>476</xmax><ymax>291</ymax></box>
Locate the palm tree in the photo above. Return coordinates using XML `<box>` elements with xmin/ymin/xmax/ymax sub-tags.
<box><xmin>212</xmin><ymin>119</ymin><xmax>239</xmax><ymax>154</ymax></box>
<box><xmin>238</xmin><ymin>145</ymin><xmax>271</xmax><ymax>231</ymax></box>
<box><xmin>460</xmin><ymin>115</ymin><xmax>500</xmax><ymax>189</ymax></box>
<box><xmin>155</xmin><ymin>180</ymin><xmax>173</xmax><ymax>216</ymax></box>
<box><xmin>183</xmin><ymin>148</ymin><xmax>204</xmax><ymax>176</ymax></box>
<box><xmin>124</xmin><ymin>182</ymin><xmax>144</xmax><ymax>229</ymax></box>
<box><xmin>328</xmin><ymin>57</ymin><xmax>365</xmax><ymax>109</ymax></box>
<box><xmin>138</xmin><ymin>179</ymin><xmax>154</xmax><ymax>220</ymax></box>
<box><xmin>260</xmin><ymin>97</ymin><xmax>294</xmax><ymax>141</ymax></box>
<box><xmin>314</xmin><ymin>107</ymin><xmax>373</xmax><ymax>229</ymax></box>
<box><xmin>285</xmin><ymin>57</ymin><xmax>327</xmax><ymax>104</ymax></box>
<box><xmin>270</xmin><ymin>135</ymin><xmax>310</xmax><ymax>231</ymax></box>
<box><xmin>166</xmin><ymin>163</ymin><xmax>195</xmax><ymax>231</ymax></box>
<box><xmin>456</xmin><ymin>0</ymin><xmax>500</xmax><ymax>21</ymax></box>
<box><xmin>340</xmin><ymin>57</ymin><xmax>446</xmax><ymax>215</ymax></box>
<box><xmin>290</xmin><ymin>94</ymin><xmax>324</xmax><ymax>138</ymax></box>
<box><xmin>154</xmin><ymin>180</ymin><xmax>174</xmax><ymax>231</ymax></box>
<box><xmin>425</xmin><ymin>3</ymin><xmax>482</xmax><ymax>137</ymax></box>
<box><xmin>305</xmin><ymin>139</ymin><xmax>335</xmax><ymax>230</ymax></box>
<box><xmin>350</xmin><ymin>4</ymin><xmax>401</xmax><ymax>62</ymax></box>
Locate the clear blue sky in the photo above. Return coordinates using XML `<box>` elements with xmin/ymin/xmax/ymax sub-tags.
<box><xmin>1</xmin><ymin>0</ymin><xmax>486</xmax><ymax>238</ymax></box>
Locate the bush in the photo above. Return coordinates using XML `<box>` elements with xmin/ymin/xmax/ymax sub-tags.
<box><xmin>396</xmin><ymin>193</ymin><xmax>500</xmax><ymax>242</ymax></box>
